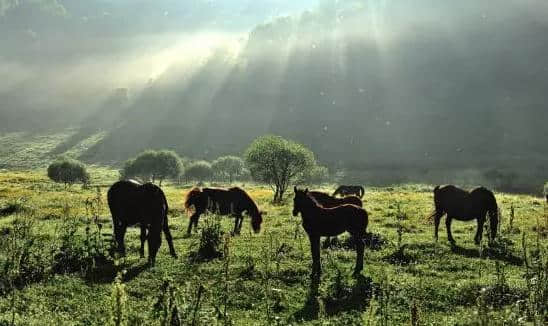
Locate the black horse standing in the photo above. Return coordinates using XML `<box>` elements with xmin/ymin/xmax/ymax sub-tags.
<box><xmin>107</xmin><ymin>180</ymin><xmax>177</xmax><ymax>265</ymax></box>
<box><xmin>432</xmin><ymin>185</ymin><xmax>499</xmax><ymax>246</ymax></box>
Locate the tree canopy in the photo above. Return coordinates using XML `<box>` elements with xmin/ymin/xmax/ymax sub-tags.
<box><xmin>121</xmin><ymin>150</ymin><xmax>183</xmax><ymax>185</ymax></box>
<box><xmin>47</xmin><ymin>158</ymin><xmax>90</xmax><ymax>186</ymax></box>
<box><xmin>245</xmin><ymin>135</ymin><xmax>315</xmax><ymax>202</ymax></box>
<box><xmin>212</xmin><ymin>156</ymin><xmax>245</xmax><ymax>183</ymax></box>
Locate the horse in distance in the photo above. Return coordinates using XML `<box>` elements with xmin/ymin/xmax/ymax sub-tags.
<box><xmin>107</xmin><ymin>180</ymin><xmax>177</xmax><ymax>266</ymax></box>
<box><xmin>184</xmin><ymin>187</ymin><xmax>265</xmax><ymax>235</ymax></box>
<box><xmin>431</xmin><ymin>185</ymin><xmax>499</xmax><ymax>246</ymax></box>
<box><xmin>332</xmin><ymin>185</ymin><xmax>365</xmax><ymax>198</ymax></box>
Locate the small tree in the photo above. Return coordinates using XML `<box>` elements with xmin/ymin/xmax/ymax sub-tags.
<box><xmin>184</xmin><ymin>161</ymin><xmax>213</xmax><ymax>183</ymax></box>
<box><xmin>298</xmin><ymin>164</ymin><xmax>330</xmax><ymax>185</ymax></box>
<box><xmin>212</xmin><ymin>156</ymin><xmax>245</xmax><ymax>183</ymax></box>
<box><xmin>244</xmin><ymin>135</ymin><xmax>315</xmax><ymax>202</ymax></box>
<box><xmin>47</xmin><ymin>158</ymin><xmax>90</xmax><ymax>187</ymax></box>
<box><xmin>121</xmin><ymin>150</ymin><xmax>183</xmax><ymax>186</ymax></box>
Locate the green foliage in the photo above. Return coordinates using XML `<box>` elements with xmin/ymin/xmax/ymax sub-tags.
<box><xmin>184</xmin><ymin>160</ymin><xmax>213</xmax><ymax>183</ymax></box>
<box><xmin>244</xmin><ymin>135</ymin><xmax>315</xmax><ymax>202</ymax></box>
<box><xmin>121</xmin><ymin>150</ymin><xmax>183</xmax><ymax>184</ymax></box>
<box><xmin>47</xmin><ymin>157</ymin><xmax>90</xmax><ymax>186</ymax></box>
<box><xmin>110</xmin><ymin>271</ymin><xmax>129</xmax><ymax>326</ymax></box>
<box><xmin>52</xmin><ymin>219</ymin><xmax>111</xmax><ymax>275</ymax></box>
<box><xmin>211</xmin><ymin>156</ymin><xmax>245</xmax><ymax>183</ymax></box>
<box><xmin>0</xmin><ymin>217</ymin><xmax>50</xmax><ymax>294</ymax></box>
<box><xmin>298</xmin><ymin>164</ymin><xmax>330</xmax><ymax>185</ymax></box>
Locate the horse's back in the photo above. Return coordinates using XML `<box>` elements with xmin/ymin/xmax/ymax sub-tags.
<box><xmin>108</xmin><ymin>180</ymin><xmax>166</xmax><ymax>226</ymax></box>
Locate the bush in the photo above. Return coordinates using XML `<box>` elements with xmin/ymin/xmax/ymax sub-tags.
<box><xmin>0</xmin><ymin>217</ymin><xmax>50</xmax><ymax>293</ymax></box>
<box><xmin>47</xmin><ymin>158</ymin><xmax>90</xmax><ymax>186</ymax></box>
<box><xmin>244</xmin><ymin>135</ymin><xmax>315</xmax><ymax>202</ymax></box>
<box><xmin>212</xmin><ymin>156</ymin><xmax>245</xmax><ymax>183</ymax></box>
<box><xmin>184</xmin><ymin>161</ymin><xmax>213</xmax><ymax>183</ymax></box>
<box><xmin>121</xmin><ymin>150</ymin><xmax>183</xmax><ymax>185</ymax></box>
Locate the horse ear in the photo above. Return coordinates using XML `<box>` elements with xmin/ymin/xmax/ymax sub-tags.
<box><xmin>305</xmin><ymin>188</ymin><xmax>309</xmax><ymax>193</ymax></box>
<box><xmin>294</xmin><ymin>186</ymin><xmax>297</xmax><ymax>192</ymax></box>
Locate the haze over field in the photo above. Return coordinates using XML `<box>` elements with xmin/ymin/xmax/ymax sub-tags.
<box><xmin>1</xmin><ymin>0</ymin><xmax>547</xmax><ymax>190</ymax></box>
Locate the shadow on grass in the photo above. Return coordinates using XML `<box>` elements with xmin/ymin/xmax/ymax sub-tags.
<box><xmin>322</xmin><ymin>232</ymin><xmax>388</xmax><ymax>251</ymax></box>
<box><xmin>85</xmin><ymin>260</ymin><xmax>150</xmax><ymax>284</ymax></box>
<box><xmin>324</xmin><ymin>274</ymin><xmax>373</xmax><ymax>316</ymax></box>
<box><xmin>449</xmin><ymin>244</ymin><xmax>523</xmax><ymax>266</ymax></box>
<box><xmin>292</xmin><ymin>274</ymin><xmax>374</xmax><ymax>321</ymax></box>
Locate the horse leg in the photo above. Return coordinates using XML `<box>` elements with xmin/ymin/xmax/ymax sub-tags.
<box><xmin>147</xmin><ymin>225</ymin><xmax>162</xmax><ymax>266</ymax></box>
<box><xmin>187</xmin><ymin>212</ymin><xmax>201</xmax><ymax>235</ymax></box>
<box><xmin>309</xmin><ymin>235</ymin><xmax>321</xmax><ymax>277</ymax></box>
<box><xmin>114</xmin><ymin>222</ymin><xmax>127</xmax><ymax>256</ymax></box>
<box><xmin>163</xmin><ymin>219</ymin><xmax>177</xmax><ymax>258</ymax></box>
<box><xmin>236</xmin><ymin>215</ymin><xmax>244</xmax><ymax>234</ymax></box>
<box><xmin>434</xmin><ymin>213</ymin><xmax>442</xmax><ymax>242</ymax></box>
<box><xmin>353</xmin><ymin>235</ymin><xmax>365</xmax><ymax>276</ymax></box>
<box><xmin>139</xmin><ymin>226</ymin><xmax>147</xmax><ymax>258</ymax></box>
<box><xmin>446</xmin><ymin>216</ymin><xmax>455</xmax><ymax>244</ymax></box>
<box><xmin>475</xmin><ymin>216</ymin><xmax>485</xmax><ymax>245</ymax></box>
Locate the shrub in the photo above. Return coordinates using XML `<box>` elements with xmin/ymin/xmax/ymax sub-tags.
<box><xmin>47</xmin><ymin>158</ymin><xmax>90</xmax><ymax>186</ymax></box>
<box><xmin>211</xmin><ymin>156</ymin><xmax>245</xmax><ymax>183</ymax></box>
<box><xmin>244</xmin><ymin>135</ymin><xmax>315</xmax><ymax>202</ymax></box>
<box><xmin>184</xmin><ymin>161</ymin><xmax>213</xmax><ymax>183</ymax></box>
<box><xmin>121</xmin><ymin>150</ymin><xmax>183</xmax><ymax>185</ymax></box>
<box><xmin>0</xmin><ymin>217</ymin><xmax>50</xmax><ymax>293</ymax></box>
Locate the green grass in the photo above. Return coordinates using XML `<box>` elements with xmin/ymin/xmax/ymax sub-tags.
<box><xmin>0</xmin><ymin>170</ymin><xmax>546</xmax><ymax>325</ymax></box>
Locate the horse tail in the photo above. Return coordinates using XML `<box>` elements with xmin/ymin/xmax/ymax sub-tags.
<box><xmin>428</xmin><ymin>185</ymin><xmax>443</xmax><ymax>222</ymax></box>
<box><xmin>184</xmin><ymin>188</ymin><xmax>203</xmax><ymax>214</ymax></box>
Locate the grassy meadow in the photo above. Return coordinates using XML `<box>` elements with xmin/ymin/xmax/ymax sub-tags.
<box><xmin>0</xmin><ymin>168</ymin><xmax>546</xmax><ymax>325</ymax></box>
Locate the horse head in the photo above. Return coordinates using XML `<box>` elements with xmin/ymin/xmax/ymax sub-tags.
<box><xmin>293</xmin><ymin>186</ymin><xmax>309</xmax><ymax>217</ymax></box>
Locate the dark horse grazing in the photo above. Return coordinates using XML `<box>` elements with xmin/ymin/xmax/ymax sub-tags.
<box><xmin>332</xmin><ymin>185</ymin><xmax>365</xmax><ymax>198</ymax></box>
<box><xmin>293</xmin><ymin>187</ymin><xmax>368</xmax><ymax>277</ymax></box>
<box><xmin>107</xmin><ymin>180</ymin><xmax>177</xmax><ymax>265</ymax></box>
<box><xmin>432</xmin><ymin>185</ymin><xmax>499</xmax><ymax>246</ymax></box>
<box><xmin>184</xmin><ymin>187</ymin><xmax>264</xmax><ymax>235</ymax></box>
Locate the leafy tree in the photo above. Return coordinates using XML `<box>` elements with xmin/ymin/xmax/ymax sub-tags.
<box><xmin>298</xmin><ymin>164</ymin><xmax>330</xmax><ymax>185</ymax></box>
<box><xmin>212</xmin><ymin>156</ymin><xmax>245</xmax><ymax>183</ymax></box>
<box><xmin>47</xmin><ymin>158</ymin><xmax>90</xmax><ymax>187</ymax></box>
<box><xmin>184</xmin><ymin>161</ymin><xmax>213</xmax><ymax>183</ymax></box>
<box><xmin>245</xmin><ymin>135</ymin><xmax>315</xmax><ymax>202</ymax></box>
<box><xmin>121</xmin><ymin>150</ymin><xmax>183</xmax><ymax>186</ymax></box>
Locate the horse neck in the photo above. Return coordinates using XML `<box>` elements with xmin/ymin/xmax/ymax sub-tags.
<box><xmin>243</xmin><ymin>195</ymin><xmax>259</xmax><ymax>216</ymax></box>
<box><xmin>300</xmin><ymin>197</ymin><xmax>321</xmax><ymax>218</ymax></box>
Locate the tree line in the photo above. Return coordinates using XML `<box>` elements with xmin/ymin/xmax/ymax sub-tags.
<box><xmin>47</xmin><ymin>135</ymin><xmax>330</xmax><ymax>201</ymax></box>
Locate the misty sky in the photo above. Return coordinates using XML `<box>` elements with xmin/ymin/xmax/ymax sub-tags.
<box><xmin>0</xmin><ymin>0</ymin><xmax>318</xmax><ymax>113</ymax></box>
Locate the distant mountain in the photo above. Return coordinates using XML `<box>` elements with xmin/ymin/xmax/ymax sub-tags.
<box><xmin>80</xmin><ymin>1</ymin><xmax>548</xmax><ymax>171</ymax></box>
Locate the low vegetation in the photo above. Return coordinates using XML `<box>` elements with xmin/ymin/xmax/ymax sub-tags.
<box><xmin>0</xmin><ymin>169</ymin><xmax>546</xmax><ymax>325</ymax></box>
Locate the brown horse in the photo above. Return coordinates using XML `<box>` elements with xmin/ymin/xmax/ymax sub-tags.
<box><xmin>107</xmin><ymin>180</ymin><xmax>177</xmax><ymax>266</ymax></box>
<box><xmin>332</xmin><ymin>185</ymin><xmax>365</xmax><ymax>198</ymax></box>
<box><xmin>184</xmin><ymin>187</ymin><xmax>265</xmax><ymax>235</ymax></box>
<box><xmin>309</xmin><ymin>190</ymin><xmax>362</xmax><ymax>208</ymax></box>
<box><xmin>293</xmin><ymin>187</ymin><xmax>368</xmax><ymax>277</ymax></box>
<box><xmin>432</xmin><ymin>185</ymin><xmax>499</xmax><ymax>246</ymax></box>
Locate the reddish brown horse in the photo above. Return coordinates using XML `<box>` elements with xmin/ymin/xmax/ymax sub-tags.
<box><xmin>432</xmin><ymin>185</ymin><xmax>499</xmax><ymax>246</ymax></box>
<box><xmin>107</xmin><ymin>180</ymin><xmax>177</xmax><ymax>266</ymax></box>
<box><xmin>184</xmin><ymin>187</ymin><xmax>265</xmax><ymax>235</ymax></box>
<box><xmin>293</xmin><ymin>187</ymin><xmax>368</xmax><ymax>277</ymax></box>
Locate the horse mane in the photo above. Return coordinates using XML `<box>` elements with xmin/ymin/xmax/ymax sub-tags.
<box><xmin>229</xmin><ymin>187</ymin><xmax>260</xmax><ymax>215</ymax></box>
<box><xmin>305</xmin><ymin>191</ymin><xmax>326</xmax><ymax>209</ymax></box>
<box><xmin>184</xmin><ymin>187</ymin><xmax>203</xmax><ymax>212</ymax></box>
